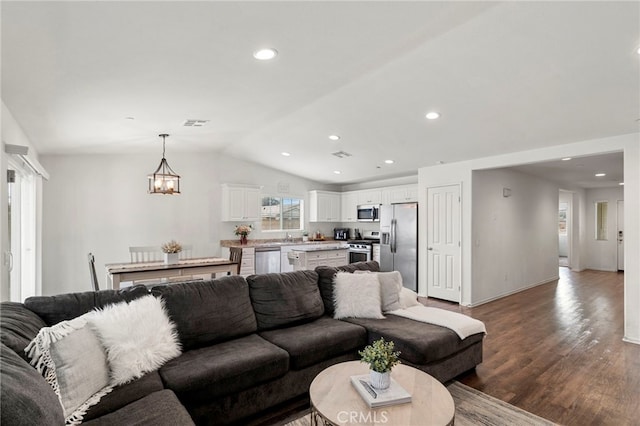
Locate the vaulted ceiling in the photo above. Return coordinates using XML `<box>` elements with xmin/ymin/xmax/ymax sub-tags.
<box><xmin>2</xmin><ymin>1</ymin><xmax>638</xmax><ymax>185</ymax></box>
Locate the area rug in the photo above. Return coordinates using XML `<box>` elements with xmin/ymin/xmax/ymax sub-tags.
<box><xmin>282</xmin><ymin>381</ymin><xmax>557</xmax><ymax>426</ymax></box>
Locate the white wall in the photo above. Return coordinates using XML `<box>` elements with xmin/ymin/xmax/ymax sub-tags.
<box><xmin>471</xmin><ymin>168</ymin><xmax>559</xmax><ymax>304</ymax></box>
<box><xmin>418</xmin><ymin>133</ymin><xmax>640</xmax><ymax>344</ymax></box>
<box><xmin>40</xmin><ymin>152</ymin><xmax>337</xmax><ymax>296</ymax></box>
<box><xmin>585</xmin><ymin>186</ymin><xmax>624</xmax><ymax>271</ymax></box>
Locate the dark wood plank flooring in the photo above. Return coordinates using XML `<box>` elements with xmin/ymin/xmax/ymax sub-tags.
<box><xmin>420</xmin><ymin>268</ymin><xmax>640</xmax><ymax>426</ymax></box>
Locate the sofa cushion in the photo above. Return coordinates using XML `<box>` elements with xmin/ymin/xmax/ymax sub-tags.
<box><xmin>82</xmin><ymin>390</ymin><xmax>194</xmax><ymax>426</ymax></box>
<box><xmin>0</xmin><ymin>302</ymin><xmax>47</xmax><ymax>360</ymax></box>
<box><xmin>316</xmin><ymin>261</ymin><xmax>380</xmax><ymax>315</ymax></box>
<box><xmin>259</xmin><ymin>317</ymin><xmax>367</xmax><ymax>370</ymax></box>
<box><xmin>247</xmin><ymin>270</ymin><xmax>324</xmax><ymax>330</ymax></box>
<box><xmin>151</xmin><ymin>276</ymin><xmax>257</xmax><ymax>351</ymax></box>
<box><xmin>159</xmin><ymin>334</ymin><xmax>288</xmax><ymax>401</ymax></box>
<box><xmin>0</xmin><ymin>343</ymin><xmax>65</xmax><ymax>426</ymax></box>
<box><xmin>83</xmin><ymin>372</ymin><xmax>164</xmax><ymax>422</ymax></box>
<box><xmin>24</xmin><ymin>285</ymin><xmax>150</xmax><ymax>326</ymax></box>
<box><xmin>343</xmin><ymin>314</ymin><xmax>484</xmax><ymax>364</ymax></box>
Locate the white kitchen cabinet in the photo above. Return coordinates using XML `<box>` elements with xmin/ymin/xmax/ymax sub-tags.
<box><xmin>292</xmin><ymin>249</ymin><xmax>349</xmax><ymax>270</ymax></box>
<box><xmin>221</xmin><ymin>184</ymin><xmax>261</xmax><ymax>221</ymax></box>
<box><xmin>382</xmin><ymin>184</ymin><xmax>419</xmax><ymax>204</ymax></box>
<box><xmin>357</xmin><ymin>189</ymin><xmax>382</xmax><ymax>205</ymax></box>
<box><xmin>341</xmin><ymin>191</ymin><xmax>359</xmax><ymax>222</ymax></box>
<box><xmin>309</xmin><ymin>190</ymin><xmax>341</xmax><ymax>222</ymax></box>
<box><xmin>238</xmin><ymin>247</ymin><xmax>255</xmax><ymax>276</ymax></box>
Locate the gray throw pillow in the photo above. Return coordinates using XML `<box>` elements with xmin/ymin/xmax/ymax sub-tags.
<box><xmin>25</xmin><ymin>315</ymin><xmax>113</xmax><ymax>424</ymax></box>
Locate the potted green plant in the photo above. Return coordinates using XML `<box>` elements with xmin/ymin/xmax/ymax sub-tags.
<box><xmin>302</xmin><ymin>230</ymin><xmax>309</xmax><ymax>242</ymax></box>
<box><xmin>359</xmin><ymin>337</ymin><xmax>401</xmax><ymax>390</ymax></box>
<box><xmin>161</xmin><ymin>240</ymin><xmax>182</xmax><ymax>265</ymax></box>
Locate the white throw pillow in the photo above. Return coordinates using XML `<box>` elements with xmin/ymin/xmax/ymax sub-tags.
<box><xmin>25</xmin><ymin>316</ymin><xmax>113</xmax><ymax>425</ymax></box>
<box><xmin>399</xmin><ymin>287</ymin><xmax>421</xmax><ymax>309</ymax></box>
<box><xmin>354</xmin><ymin>270</ymin><xmax>403</xmax><ymax>312</ymax></box>
<box><xmin>87</xmin><ymin>295</ymin><xmax>181</xmax><ymax>386</ymax></box>
<box><xmin>333</xmin><ymin>272</ymin><xmax>385</xmax><ymax>319</ymax></box>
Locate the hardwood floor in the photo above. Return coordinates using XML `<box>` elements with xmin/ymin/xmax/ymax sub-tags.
<box><xmin>420</xmin><ymin>268</ymin><xmax>640</xmax><ymax>426</ymax></box>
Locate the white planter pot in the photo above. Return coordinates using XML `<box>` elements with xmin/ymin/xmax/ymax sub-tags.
<box><xmin>302</xmin><ymin>236</ymin><xmax>309</xmax><ymax>242</ymax></box>
<box><xmin>164</xmin><ymin>252</ymin><xmax>179</xmax><ymax>265</ymax></box>
<box><xmin>369</xmin><ymin>370</ymin><xmax>391</xmax><ymax>390</ymax></box>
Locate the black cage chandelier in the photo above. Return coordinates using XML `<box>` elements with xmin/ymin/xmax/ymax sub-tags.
<box><xmin>148</xmin><ymin>134</ymin><xmax>181</xmax><ymax>194</ymax></box>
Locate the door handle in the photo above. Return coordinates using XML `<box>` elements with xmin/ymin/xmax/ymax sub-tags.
<box><xmin>428</xmin><ymin>247</ymin><xmax>433</xmax><ymax>251</ymax></box>
<box><xmin>390</xmin><ymin>219</ymin><xmax>397</xmax><ymax>253</ymax></box>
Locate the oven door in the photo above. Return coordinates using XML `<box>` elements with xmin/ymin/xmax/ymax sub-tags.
<box><xmin>349</xmin><ymin>249</ymin><xmax>372</xmax><ymax>264</ymax></box>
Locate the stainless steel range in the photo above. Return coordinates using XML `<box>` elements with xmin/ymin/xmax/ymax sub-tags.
<box><xmin>348</xmin><ymin>231</ymin><xmax>380</xmax><ymax>263</ymax></box>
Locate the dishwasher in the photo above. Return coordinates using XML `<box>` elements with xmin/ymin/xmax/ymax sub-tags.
<box><xmin>255</xmin><ymin>247</ymin><xmax>281</xmax><ymax>274</ymax></box>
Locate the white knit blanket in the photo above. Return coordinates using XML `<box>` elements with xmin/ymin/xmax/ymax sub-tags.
<box><xmin>388</xmin><ymin>306</ymin><xmax>486</xmax><ymax>340</ymax></box>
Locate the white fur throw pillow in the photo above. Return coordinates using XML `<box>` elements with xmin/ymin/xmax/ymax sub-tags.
<box><xmin>399</xmin><ymin>287</ymin><xmax>421</xmax><ymax>308</ymax></box>
<box><xmin>333</xmin><ymin>272</ymin><xmax>384</xmax><ymax>319</ymax></box>
<box><xmin>25</xmin><ymin>315</ymin><xmax>113</xmax><ymax>425</ymax></box>
<box><xmin>87</xmin><ymin>295</ymin><xmax>181</xmax><ymax>386</ymax></box>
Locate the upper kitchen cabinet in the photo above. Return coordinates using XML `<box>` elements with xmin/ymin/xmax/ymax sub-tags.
<box><xmin>382</xmin><ymin>184</ymin><xmax>419</xmax><ymax>204</ymax></box>
<box><xmin>341</xmin><ymin>192</ymin><xmax>359</xmax><ymax>222</ymax></box>
<box><xmin>221</xmin><ymin>184</ymin><xmax>261</xmax><ymax>221</ymax></box>
<box><xmin>357</xmin><ymin>189</ymin><xmax>382</xmax><ymax>205</ymax></box>
<box><xmin>309</xmin><ymin>190</ymin><xmax>341</xmax><ymax>222</ymax></box>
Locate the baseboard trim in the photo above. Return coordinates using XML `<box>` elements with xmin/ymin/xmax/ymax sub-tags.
<box><xmin>467</xmin><ymin>276</ymin><xmax>559</xmax><ymax>308</ymax></box>
<box><xmin>623</xmin><ymin>336</ymin><xmax>640</xmax><ymax>345</ymax></box>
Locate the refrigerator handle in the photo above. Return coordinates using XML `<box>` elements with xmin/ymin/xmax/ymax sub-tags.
<box><xmin>390</xmin><ymin>218</ymin><xmax>397</xmax><ymax>253</ymax></box>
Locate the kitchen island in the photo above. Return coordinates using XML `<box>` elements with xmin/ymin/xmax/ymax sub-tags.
<box><xmin>220</xmin><ymin>239</ymin><xmax>349</xmax><ymax>275</ymax></box>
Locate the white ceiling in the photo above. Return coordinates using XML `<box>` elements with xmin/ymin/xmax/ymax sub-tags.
<box><xmin>2</xmin><ymin>1</ymin><xmax>639</xmax><ymax>186</ymax></box>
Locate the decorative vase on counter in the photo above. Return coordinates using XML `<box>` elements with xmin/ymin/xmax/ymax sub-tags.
<box><xmin>164</xmin><ymin>252</ymin><xmax>179</xmax><ymax>265</ymax></box>
<box><xmin>369</xmin><ymin>370</ymin><xmax>391</xmax><ymax>390</ymax></box>
<box><xmin>240</xmin><ymin>235</ymin><xmax>248</xmax><ymax>245</ymax></box>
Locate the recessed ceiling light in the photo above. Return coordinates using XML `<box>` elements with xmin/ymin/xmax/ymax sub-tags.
<box><xmin>333</xmin><ymin>170</ymin><xmax>341</xmax><ymax>175</ymax></box>
<box><xmin>619</xmin><ymin>182</ymin><xmax>625</xmax><ymax>186</ymax></box>
<box><xmin>328</xmin><ymin>135</ymin><xmax>341</xmax><ymax>141</ymax></box>
<box><xmin>561</xmin><ymin>157</ymin><xmax>572</xmax><ymax>161</ymax></box>
<box><xmin>281</xmin><ymin>152</ymin><xmax>291</xmax><ymax>157</ymax></box>
<box><xmin>425</xmin><ymin>112</ymin><xmax>440</xmax><ymax>120</ymax></box>
<box><xmin>253</xmin><ymin>48</ymin><xmax>278</xmax><ymax>60</ymax></box>
<box><xmin>384</xmin><ymin>160</ymin><xmax>394</xmax><ymax>164</ymax></box>
<box><xmin>595</xmin><ymin>173</ymin><xmax>606</xmax><ymax>177</ymax></box>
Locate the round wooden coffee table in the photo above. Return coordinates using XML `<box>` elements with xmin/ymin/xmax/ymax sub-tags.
<box><xmin>309</xmin><ymin>361</ymin><xmax>454</xmax><ymax>426</ymax></box>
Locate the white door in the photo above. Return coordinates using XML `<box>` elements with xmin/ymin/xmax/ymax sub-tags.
<box><xmin>426</xmin><ymin>184</ymin><xmax>461</xmax><ymax>302</ymax></box>
<box><xmin>617</xmin><ymin>200</ymin><xmax>624</xmax><ymax>271</ymax></box>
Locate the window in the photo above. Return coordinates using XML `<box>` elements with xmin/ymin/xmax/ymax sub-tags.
<box><xmin>261</xmin><ymin>196</ymin><xmax>303</xmax><ymax>231</ymax></box>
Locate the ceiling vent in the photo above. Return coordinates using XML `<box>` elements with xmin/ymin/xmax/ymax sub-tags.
<box><xmin>183</xmin><ymin>119</ymin><xmax>209</xmax><ymax>127</ymax></box>
<box><xmin>331</xmin><ymin>151</ymin><xmax>352</xmax><ymax>159</ymax></box>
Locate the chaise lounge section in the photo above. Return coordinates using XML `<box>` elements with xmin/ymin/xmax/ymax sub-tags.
<box><xmin>0</xmin><ymin>261</ymin><xmax>484</xmax><ymax>425</ymax></box>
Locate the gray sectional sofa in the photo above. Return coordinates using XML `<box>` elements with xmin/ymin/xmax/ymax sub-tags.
<box><xmin>0</xmin><ymin>261</ymin><xmax>484</xmax><ymax>425</ymax></box>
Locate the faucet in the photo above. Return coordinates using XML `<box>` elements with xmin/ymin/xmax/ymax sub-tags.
<box><xmin>285</xmin><ymin>233</ymin><xmax>292</xmax><ymax>242</ymax></box>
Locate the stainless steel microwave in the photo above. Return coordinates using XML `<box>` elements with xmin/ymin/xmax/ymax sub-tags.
<box><xmin>357</xmin><ymin>204</ymin><xmax>379</xmax><ymax>222</ymax></box>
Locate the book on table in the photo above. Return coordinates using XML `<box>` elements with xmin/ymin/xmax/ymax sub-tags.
<box><xmin>350</xmin><ymin>374</ymin><xmax>412</xmax><ymax>408</ymax></box>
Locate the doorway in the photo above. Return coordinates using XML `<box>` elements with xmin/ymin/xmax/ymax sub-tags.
<box><xmin>617</xmin><ymin>200</ymin><xmax>624</xmax><ymax>271</ymax></box>
<box><xmin>7</xmin><ymin>159</ymin><xmax>37</xmax><ymax>302</ymax></box>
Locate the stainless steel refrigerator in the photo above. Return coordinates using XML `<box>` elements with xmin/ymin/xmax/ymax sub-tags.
<box><xmin>379</xmin><ymin>203</ymin><xmax>418</xmax><ymax>291</ymax></box>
